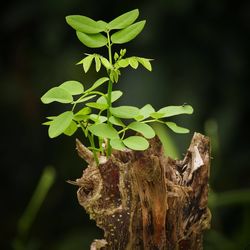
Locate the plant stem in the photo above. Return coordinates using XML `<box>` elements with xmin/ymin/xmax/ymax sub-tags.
<box><xmin>88</xmin><ymin>133</ymin><xmax>99</xmax><ymax>165</ymax></box>
<box><xmin>106</xmin><ymin>31</ymin><xmax>113</xmax><ymax>156</ymax></box>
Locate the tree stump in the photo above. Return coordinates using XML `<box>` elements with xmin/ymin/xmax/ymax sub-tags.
<box><xmin>69</xmin><ymin>132</ymin><xmax>211</xmax><ymax>250</ymax></box>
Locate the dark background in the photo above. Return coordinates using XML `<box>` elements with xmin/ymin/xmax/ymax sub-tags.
<box><xmin>1</xmin><ymin>0</ymin><xmax>250</xmax><ymax>249</ymax></box>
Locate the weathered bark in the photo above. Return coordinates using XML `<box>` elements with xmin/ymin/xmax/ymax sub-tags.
<box><xmin>69</xmin><ymin>133</ymin><xmax>211</xmax><ymax>250</ymax></box>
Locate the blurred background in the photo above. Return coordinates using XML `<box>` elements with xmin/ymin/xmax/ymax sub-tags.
<box><xmin>1</xmin><ymin>0</ymin><xmax>250</xmax><ymax>249</ymax></box>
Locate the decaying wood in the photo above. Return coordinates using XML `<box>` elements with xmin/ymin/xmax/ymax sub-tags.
<box><xmin>70</xmin><ymin>133</ymin><xmax>211</xmax><ymax>250</ymax></box>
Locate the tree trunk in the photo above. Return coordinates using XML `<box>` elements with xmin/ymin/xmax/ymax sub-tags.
<box><xmin>69</xmin><ymin>132</ymin><xmax>211</xmax><ymax>250</ymax></box>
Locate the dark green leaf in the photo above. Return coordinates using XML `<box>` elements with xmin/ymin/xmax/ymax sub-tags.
<box><xmin>76</xmin><ymin>31</ymin><xmax>107</xmax><ymax>48</ymax></box>
<box><xmin>128</xmin><ymin>121</ymin><xmax>155</xmax><ymax>139</ymax></box>
<box><xmin>66</xmin><ymin>15</ymin><xmax>105</xmax><ymax>34</ymax></box>
<box><xmin>89</xmin><ymin>123</ymin><xmax>119</xmax><ymax>139</ymax></box>
<box><xmin>123</xmin><ymin>136</ymin><xmax>149</xmax><ymax>150</ymax></box>
<box><xmin>165</xmin><ymin>122</ymin><xmax>190</xmax><ymax>134</ymax></box>
<box><xmin>108</xmin><ymin>9</ymin><xmax>139</xmax><ymax>30</ymax></box>
<box><xmin>41</xmin><ymin>87</ymin><xmax>73</xmax><ymax>104</ymax></box>
<box><xmin>48</xmin><ymin>111</ymin><xmax>73</xmax><ymax>138</ymax></box>
<box><xmin>158</xmin><ymin>105</ymin><xmax>194</xmax><ymax>118</ymax></box>
<box><xmin>110</xmin><ymin>106</ymin><xmax>139</xmax><ymax>119</ymax></box>
<box><xmin>111</xmin><ymin>21</ymin><xmax>146</xmax><ymax>44</ymax></box>
<box><xmin>59</xmin><ymin>81</ymin><xmax>84</xmax><ymax>95</ymax></box>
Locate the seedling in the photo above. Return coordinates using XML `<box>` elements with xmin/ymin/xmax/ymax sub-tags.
<box><xmin>41</xmin><ymin>9</ymin><xmax>193</xmax><ymax>164</ymax></box>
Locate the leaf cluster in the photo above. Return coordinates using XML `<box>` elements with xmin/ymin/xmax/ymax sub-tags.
<box><xmin>41</xmin><ymin>9</ymin><xmax>194</xmax><ymax>164</ymax></box>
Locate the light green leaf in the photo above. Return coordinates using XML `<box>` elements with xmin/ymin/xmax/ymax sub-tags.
<box><xmin>128</xmin><ymin>121</ymin><xmax>155</xmax><ymax>139</ymax></box>
<box><xmin>74</xmin><ymin>107</ymin><xmax>91</xmax><ymax>121</ymax></box>
<box><xmin>117</xmin><ymin>58</ymin><xmax>130</xmax><ymax>68</ymax></box>
<box><xmin>111</xmin><ymin>21</ymin><xmax>146</xmax><ymax>44</ymax></box>
<box><xmin>81</xmin><ymin>54</ymin><xmax>94</xmax><ymax>73</ymax></box>
<box><xmin>129</xmin><ymin>57</ymin><xmax>139</xmax><ymax>69</ymax></box>
<box><xmin>64</xmin><ymin>120</ymin><xmax>78</xmax><ymax>136</ymax></box>
<box><xmin>41</xmin><ymin>87</ymin><xmax>73</xmax><ymax>104</ymax></box>
<box><xmin>109</xmin><ymin>116</ymin><xmax>125</xmax><ymax>127</ymax></box>
<box><xmin>158</xmin><ymin>105</ymin><xmax>194</xmax><ymax>118</ymax></box>
<box><xmin>123</xmin><ymin>136</ymin><xmax>149</xmax><ymax>150</ymax></box>
<box><xmin>136</xmin><ymin>104</ymin><xmax>155</xmax><ymax>120</ymax></box>
<box><xmin>165</xmin><ymin>122</ymin><xmax>190</xmax><ymax>134</ymax></box>
<box><xmin>108</xmin><ymin>9</ymin><xmax>139</xmax><ymax>30</ymax></box>
<box><xmin>48</xmin><ymin>111</ymin><xmax>73</xmax><ymax>138</ymax></box>
<box><xmin>137</xmin><ymin>57</ymin><xmax>152</xmax><ymax>71</ymax></box>
<box><xmin>97</xmin><ymin>20</ymin><xmax>108</xmax><ymax>30</ymax></box>
<box><xmin>89</xmin><ymin>114</ymin><xmax>107</xmax><ymax>123</ymax></box>
<box><xmin>110</xmin><ymin>106</ymin><xmax>139</xmax><ymax>119</ymax></box>
<box><xmin>89</xmin><ymin>123</ymin><xmax>119</xmax><ymax>139</ymax></box>
<box><xmin>94</xmin><ymin>55</ymin><xmax>101</xmax><ymax>72</ymax></box>
<box><xmin>66</xmin><ymin>15</ymin><xmax>105</xmax><ymax>34</ymax></box>
<box><xmin>42</xmin><ymin>120</ymin><xmax>52</xmax><ymax>126</ymax></box>
<box><xmin>76</xmin><ymin>31</ymin><xmax>107</xmax><ymax>48</ymax></box>
<box><xmin>59</xmin><ymin>80</ymin><xmax>84</xmax><ymax>95</ymax></box>
<box><xmin>86</xmin><ymin>102</ymin><xmax>108</xmax><ymax>110</ymax></box>
<box><xmin>86</xmin><ymin>77</ymin><xmax>109</xmax><ymax>92</ymax></box>
<box><xmin>100</xmin><ymin>56</ymin><xmax>112</xmax><ymax>69</ymax></box>
<box><xmin>73</xmin><ymin>95</ymin><xmax>96</xmax><ymax>104</ymax></box>
<box><xmin>110</xmin><ymin>138</ymin><xmax>127</xmax><ymax>151</ymax></box>
<box><xmin>150</xmin><ymin>112</ymin><xmax>165</xmax><ymax>119</ymax></box>
<box><xmin>97</xmin><ymin>90</ymin><xmax>123</xmax><ymax>104</ymax></box>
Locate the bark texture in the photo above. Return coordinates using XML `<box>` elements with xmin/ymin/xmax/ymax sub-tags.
<box><xmin>70</xmin><ymin>133</ymin><xmax>211</xmax><ymax>250</ymax></box>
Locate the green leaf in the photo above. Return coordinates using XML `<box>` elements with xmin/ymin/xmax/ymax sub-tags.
<box><xmin>111</xmin><ymin>21</ymin><xmax>146</xmax><ymax>44</ymax></box>
<box><xmin>86</xmin><ymin>102</ymin><xmax>108</xmax><ymax>110</ymax></box>
<box><xmin>109</xmin><ymin>116</ymin><xmax>125</xmax><ymax>127</ymax></box>
<box><xmin>66</xmin><ymin>15</ymin><xmax>105</xmax><ymax>34</ymax></box>
<box><xmin>129</xmin><ymin>57</ymin><xmax>139</xmax><ymax>69</ymax></box>
<box><xmin>86</xmin><ymin>77</ymin><xmax>109</xmax><ymax>92</ymax></box>
<box><xmin>89</xmin><ymin>114</ymin><xmax>107</xmax><ymax>124</ymax></box>
<box><xmin>150</xmin><ymin>112</ymin><xmax>165</xmax><ymax>119</ymax></box>
<box><xmin>74</xmin><ymin>107</ymin><xmax>91</xmax><ymax>121</ymax></box>
<box><xmin>76</xmin><ymin>31</ymin><xmax>107</xmax><ymax>48</ymax></box>
<box><xmin>110</xmin><ymin>106</ymin><xmax>139</xmax><ymax>119</ymax></box>
<box><xmin>94</xmin><ymin>55</ymin><xmax>101</xmax><ymax>72</ymax></box>
<box><xmin>73</xmin><ymin>95</ymin><xmax>96</xmax><ymax>104</ymax></box>
<box><xmin>117</xmin><ymin>58</ymin><xmax>130</xmax><ymax>68</ymax></box>
<box><xmin>136</xmin><ymin>104</ymin><xmax>155</xmax><ymax>120</ymax></box>
<box><xmin>59</xmin><ymin>80</ymin><xmax>84</xmax><ymax>95</ymax></box>
<box><xmin>137</xmin><ymin>57</ymin><xmax>152</xmax><ymax>71</ymax></box>
<box><xmin>100</xmin><ymin>56</ymin><xmax>112</xmax><ymax>69</ymax></box>
<box><xmin>123</xmin><ymin>136</ymin><xmax>149</xmax><ymax>150</ymax></box>
<box><xmin>64</xmin><ymin>120</ymin><xmax>78</xmax><ymax>136</ymax></box>
<box><xmin>80</xmin><ymin>54</ymin><xmax>94</xmax><ymax>73</ymax></box>
<box><xmin>110</xmin><ymin>138</ymin><xmax>127</xmax><ymax>151</ymax></box>
<box><xmin>128</xmin><ymin>121</ymin><xmax>155</xmax><ymax>139</ymax></box>
<box><xmin>89</xmin><ymin>123</ymin><xmax>119</xmax><ymax>139</ymax></box>
<box><xmin>97</xmin><ymin>90</ymin><xmax>123</xmax><ymax>104</ymax></box>
<box><xmin>158</xmin><ymin>105</ymin><xmax>194</xmax><ymax>118</ymax></box>
<box><xmin>97</xmin><ymin>20</ymin><xmax>108</xmax><ymax>30</ymax></box>
<box><xmin>42</xmin><ymin>120</ymin><xmax>52</xmax><ymax>126</ymax></box>
<box><xmin>48</xmin><ymin>111</ymin><xmax>73</xmax><ymax>138</ymax></box>
<box><xmin>41</xmin><ymin>87</ymin><xmax>73</xmax><ymax>104</ymax></box>
<box><xmin>165</xmin><ymin>122</ymin><xmax>190</xmax><ymax>134</ymax></box>
<box><xmin>108</xmin><ymin>9</ymin><xmax>139</xmax><ymax>30</ymax></box>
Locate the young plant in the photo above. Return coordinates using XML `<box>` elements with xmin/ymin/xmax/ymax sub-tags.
<box><xmin>41</xmin><ymin>9</ymin><xmax>193</xmax><ymax>164</ymax></box>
